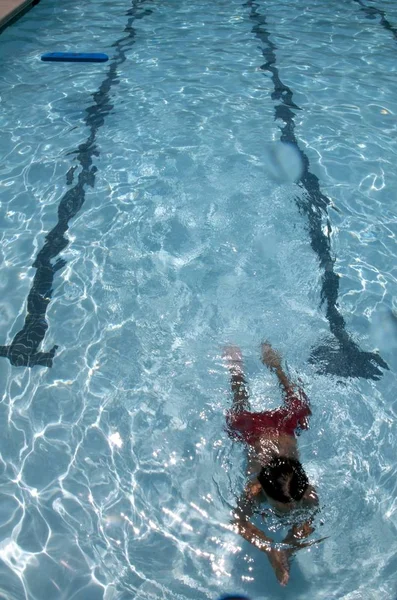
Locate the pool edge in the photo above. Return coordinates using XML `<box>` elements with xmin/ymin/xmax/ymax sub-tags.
<box><xmin>0</xmin><ymin>0</ymin><xmax>39</xmax><ymax>34</ymax></box>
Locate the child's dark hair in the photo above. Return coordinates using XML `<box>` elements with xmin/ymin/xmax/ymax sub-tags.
<box><xmin>257</xmin><ymin>456</ymin><xmax>309</xmax><ymax>504</ymax></box>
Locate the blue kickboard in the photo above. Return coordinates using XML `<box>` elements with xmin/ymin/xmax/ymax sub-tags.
<box><xmin>41</xmin><ymin>52</ymin><xmax>109</xmax><ymax>63</ymax></box>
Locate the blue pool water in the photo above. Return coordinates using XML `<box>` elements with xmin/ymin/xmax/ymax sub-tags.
<box><xmin>0</xmin><ymin>0</ymin><xmax>397</xmax><ymax>598</ymax></box>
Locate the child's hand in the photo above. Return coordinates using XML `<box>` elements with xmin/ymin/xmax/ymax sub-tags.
<box><xmin>265</xmin><ymin>548</ymin><xmax>290</xmax><ymax>586</ymax></box>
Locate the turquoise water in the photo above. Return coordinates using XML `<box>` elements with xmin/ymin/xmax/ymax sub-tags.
<box><xmin>0</xmin><ymin>0</ymin><xmax>397</xmax><ymax>598</ymax></box>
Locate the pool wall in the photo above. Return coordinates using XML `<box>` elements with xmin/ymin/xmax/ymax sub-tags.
<box><xmin>0</xmin><ymin>0</ymin><xmax>39</xmax><ymax>32</ymax></box>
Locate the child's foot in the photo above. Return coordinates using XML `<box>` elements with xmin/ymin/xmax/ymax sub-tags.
<box><xmin>261</xmin><ymin>342</ymin><xmax>282</xmax><ymax>370</ymax></box>
<box><xmin>223</xmin><ymin>345</ymin><xmax>243</xmax><ymax>373</ymax></box>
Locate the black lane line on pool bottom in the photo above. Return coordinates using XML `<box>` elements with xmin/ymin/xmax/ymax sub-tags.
<box><xmin>353</xmin><ymin>0</ymin><xmax>397</xmax><ymax>43</ymax></box>
<box><xmin>246</xmin><ymin>0</ymin><xmax>388</xmax><ymax>380</ymax></box>
<box><xmin>0</xmin><ymin>0</ymin><xmax>152</xmax><ymax>367</ymax></box>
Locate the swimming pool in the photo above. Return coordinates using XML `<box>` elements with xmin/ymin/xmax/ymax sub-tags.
<box><xmin>0</xmin><ymin>0</ymin><xmax>396</xmax><ymax>597</ymax></box>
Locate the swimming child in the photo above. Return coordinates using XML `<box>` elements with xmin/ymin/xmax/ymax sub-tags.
<box><xmin>224</xmin><ymin>342</ymin><xmax>319</xmax><ymax>586</ymax></box>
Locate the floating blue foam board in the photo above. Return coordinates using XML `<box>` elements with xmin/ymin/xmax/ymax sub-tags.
<box><xmin>217</xmin><ymin>596</ymin><xmax>251</xmax><ymax>600</ymax></box>
<box><xmin>41</xmin><ymin>52</ymin><xmax>109</xmax><ymax>63</ymax></box>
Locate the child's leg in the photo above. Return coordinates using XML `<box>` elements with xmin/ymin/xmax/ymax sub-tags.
<box><xmin>261</xmin><ymin>342</ymin><xmax>310</xmax><ymax>426</ymax></box>
<box><xmin>223</xmin><ymin>346</ymin><xmax>250</xmax><ymax>413</ymax></box>
<box><xmin>261</xmin><ymin>342</ymin><xmax>295</xmax><ymax>401</ymax></box>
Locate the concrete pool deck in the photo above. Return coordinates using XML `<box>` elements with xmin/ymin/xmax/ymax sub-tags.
<box><xmin>0</xmin><ymin>0</ymin><xmax>36</xmax><ymax>30</ymax></box>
